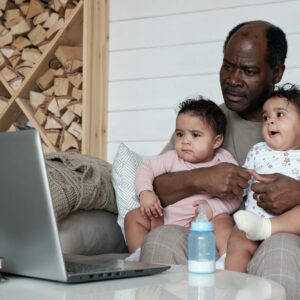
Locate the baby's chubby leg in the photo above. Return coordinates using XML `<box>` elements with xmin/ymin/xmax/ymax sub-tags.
<box><xmin>124</xmin><ymin>208</ymin><xmax>163</xmax><ymax>253</ymax></box>
<box><xmin>225</xmin><ymin>226</ymin><xmax>259</xmax><ymax>272</ymax></box>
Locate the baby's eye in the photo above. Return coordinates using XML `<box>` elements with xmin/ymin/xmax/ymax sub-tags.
<box><xmin>262</xmin><ymin>115</ymin><xmax>268</xmax><ymax>121</ymax></box>
<box><xmin>277</xmin><ymin>111</ymin><xmax>284</xmax><ymax>117</ymax></box>
<box><xmin>175</xmin><ymin>131</ymin><xmax>183</xmax><ymax>137</ymax></box>
<box><xmin>192</xmin><ymin>132</ymin><xmax>201</xmax><ymax>138</ymax></box>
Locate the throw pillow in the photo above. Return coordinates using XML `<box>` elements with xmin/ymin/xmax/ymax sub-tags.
<box><xmin>112</xmin><ymin>143</ymin><xmax>149</xmax><ymax>237</ymax></box>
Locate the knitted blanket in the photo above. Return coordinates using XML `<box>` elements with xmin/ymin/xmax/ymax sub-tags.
<box><xmin>45</xmin><ymin>152</ymin><xmax>118</xmax><ymax>221</ymax></box>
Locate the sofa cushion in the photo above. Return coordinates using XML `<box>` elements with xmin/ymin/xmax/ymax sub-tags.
<box><xmin>58</xmin><ymin>210</ymin><xmax>128</xmax><ymax>255</ymax></box>
<box><xmin>112</xmin><ymin>143</ymin><xmax>149</xmax><ymax>236</ymax></box>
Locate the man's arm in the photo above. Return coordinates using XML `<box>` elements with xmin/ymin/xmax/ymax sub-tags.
<box><xmin>251</xmin><ymin>172</ymin><xmax>300</xmax><ymax>214</ymax></box>
<box><xmin>153</xmin><ymin>162</ymin><xmax>251</xmax><ymax>207</ymax></box>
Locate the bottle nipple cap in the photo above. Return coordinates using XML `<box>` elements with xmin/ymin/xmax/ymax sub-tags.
<box><xmin>191</xmin><ymin>204</ymin><xmax>212</xmax><ymax>231</ymax></box>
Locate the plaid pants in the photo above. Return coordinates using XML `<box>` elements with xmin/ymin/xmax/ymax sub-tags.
<box><xmin>141</xmin><ymin>225</ymin><xmax>300</xmax><ymax>300</ymax></box>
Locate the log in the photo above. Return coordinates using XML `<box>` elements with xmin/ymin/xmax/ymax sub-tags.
<box><xmin>0</xmin><ymin>51</ymin><xmax>5</xmax><ymax>68</ymax></box>
<box><xmin>29</xmin><ymin>90</ymin><xmax>51</xmax><ymax>109</ymax></box>
<box><xmin>34</xmin><ymin>107</ymin><xmax>47</xmax><ymax>125</ymax></box>
<box><xmin>52</xmin><ymin>67</ymin><xmax>64</xmax><ymax>76</ymax></box>
<box><xmin>43</xmin><ymin>85</ymin><xmax>54</xmax><ymax>96</ymax></box>
<box><xmin>0</xmin><ymin>46</ymin><xmax>15</xmax><ymax>59</ymax></box>
<box><xmin>21</xmin><ymin>47</ymin><xmax>42</xmax><ymax>63</ymax></box>
<box><xmin>19</xmin><ymin>3</ymin><xmax>29</xmax><ymax>15</ymax></box>
<box><xmin>61</xmin><ymin>109</ymin><xmax>75</xmax><ymax>126</ymax></box>
<box><xmin>12</xmin><ymin>36</ymin><xmax>31</xmax><ymax>51</ymax></box>
<box><xmin>67</xmin><ymin>101</ymin><xmax>82</xmax><ymax>117</ymax></box>
<box><xmin>9</xmin><ymin>52</ymin><xmax>21</xmax><ymax>68</ymax></box>
<box><xmin>37</xmin><ymin>40</ymin><xmax>50</xmax><ymax>53</ymax></box>
<box><xmin>27</xmin><ymin>24</ymin><xmax>47</xmax><ymax>46</ymax></box>
<box><xmin>54</xmin><ymin>77</ymin><xmax>70</xmax><ymax>96</ymax></box>
<box><xmin>44</xmin><ymin>115</ymin><xmax>63</xmax><ymax>129</ymax></box>
<box><xmin>46</xmin><ymin>129</ymin><xmax>60</xmax><ymax>146</ymax></box>
<box><xmin>4</xmin><ymin>9</ymin><xmax>20</xmax><ymax>22</ymax></box>
<box><xmin>1</xmin><ymin>65</ymin><xmax>18</xmax><ymax>81</ymax></box>
<box><xmin>46</xmin><ymin>17</ymin><xmax>64</xmax><ymax>39</ymax></box>
<box><xmin>36</xmin><ymin>69</ymin><xmax>55</xmax><ymax>90</ymax></box>
<box><xmin>0</xmin><ymin>0</ymin><xmax>8</xmax><ymax>10</ymax></box>
<box><xmin>55</xmin><ymin>45</ymin><xmax>82</xmax><ymax>68</ymax></box>
<box><xmin>67</xmin><ymin>72</ymin><xmax>82</xmax><ymax>88</ymax></box>
<box><xmin>56</xmin><ymin>96</ymin><xmax>72</xmax><ymax>111</ymax></box>
<box><xmin>10</xmin><ymin>18</ymin><xmax>32</xmax><ymax>36</ymax></box>
<box><xmin>65</xmin><ymin>58</ymin><xmax>82</xmax><ymax>73</ymax></box>
<box><xmin>33</xmin><ymin>9</ymin><xmax>49</xmax><ymax>25</ymax></box>
<box><xmin>68</xmin><ymin>121</ymin><xmax>81</xmax><ymax>140</ymax></box>
<box><xmin>9</xmin><ymin>76</ymin><xmax>23</xmax><ymax>91</ymax></box>
<box><xmin>15</xmin><ymin>60</ymin><xmax>34</xmax><ymax>77</ymax></box>
<box><xmin>43</xmin><ymin>12</ymin><xmax>59</xmax><ymax>28</ymax></box>
<box><xmin>71</xmin><ymin>87</ymin><xmax>82</xmax><ymax>100</ymax></box>
<box><xmin>61</xmin><ymin>130</ymin><xmax>79</xmax><ymax>151</ymax></box>
<box><xmin>26</xmin><ymin>0</ymin><xmax>45</xmax><ymax>19</ymax></box>
<box><xmin>0</xmin><ymin>31</ymin><xmax>13</xmax><ymax>47</ymax></box>
<box><xmin>48</xmin><ymin>57</ymin><xmax>62</xmax><ymax>70</ymax></box>
<box><xmin>47</xmin><ymin>97</ymin><xmax>61</xmax><ymax>117</ymax></box>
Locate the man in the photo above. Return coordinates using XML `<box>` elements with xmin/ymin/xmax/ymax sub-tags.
<box><xmin>140</xmin><ymin>20</ymin><xmax>300</xmax><ymax>299</ymax></box>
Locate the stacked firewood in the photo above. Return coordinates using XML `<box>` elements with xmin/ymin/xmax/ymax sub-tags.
<box><xmin>29</xmin><ymin>45</ymin><xmax>83</xmax><ymax>152</ymax></box>
<box><xmin>0</xmin><ymin>0</ymin><xmax>79</xmax><ymax>92</ymax></box>
<box><xmin>0</xmin><ymin>0</ymin><xmax>82</xmax><ymax>152</ymax></box>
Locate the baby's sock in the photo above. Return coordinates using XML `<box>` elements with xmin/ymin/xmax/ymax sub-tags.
<box><xmin>125</xmin><ymin>247</ymin><xmax>141</xmax><ymax>262</ymax></box>
<box><xmin>216</xmin><ymin>253</ymin><xmax>226</xmax><ymax>270</ymax></box>
<box><xmin>233</xmin><ymin>211</ymin><xmax>271</xmax><ymax>241</ymax></box>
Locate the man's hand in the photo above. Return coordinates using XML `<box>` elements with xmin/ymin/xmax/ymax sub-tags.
<box><xmin>201</xmin><ymin>162</ymin><xmax>250</xmax><ymax>200</ymax></box>
<box><xmin>139</xmin><ymin>191</ymin><xmax>163</xmax><ymax>219</ymax></box>
<box><xmin>251</xmin><ymin>171</ymin><xmax>300</xmax><ymax>214</ymax></box>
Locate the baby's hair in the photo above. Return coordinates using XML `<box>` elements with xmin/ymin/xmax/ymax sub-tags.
<box><xmin>177</xmin><ymin>96</ymin><xmax>226</xmax><ymax>135</ymax></box>
<box><xmin>269</xmin><ymin>83</ymin><xmax>300</xmax><ymax>115</ymax></box>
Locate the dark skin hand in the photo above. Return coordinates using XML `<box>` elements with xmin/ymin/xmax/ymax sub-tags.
<box><xmin>252</xmin><ymin>171</ymin><xmax>300</xmax><ymax>214</ymax></box>
<box><xmin>153</xmin><ymin>162</ymin><xmax>250</xmax><ymax>207</ymax></box>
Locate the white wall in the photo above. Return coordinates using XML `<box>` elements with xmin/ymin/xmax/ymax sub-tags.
<box><xmin>107</xmin><ymin>0</ymin><xmax>300</xmax><ymax>162</ymax></box>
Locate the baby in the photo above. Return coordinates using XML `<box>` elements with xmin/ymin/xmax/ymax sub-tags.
<box><xmin>226</xmin><ymin>83</ymin><xmax>300</xmax><ymax>272</ymax></box>
<box><xmin>125</xmin><ymin>96</ymin><xmax>241</xmax><ymax>261</ymax></box>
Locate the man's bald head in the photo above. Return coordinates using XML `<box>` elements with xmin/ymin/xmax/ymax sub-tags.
<box><xmin>223</xmin><ymin>20</ymin><xmax>287</xmax><ymax>69</ymax></box>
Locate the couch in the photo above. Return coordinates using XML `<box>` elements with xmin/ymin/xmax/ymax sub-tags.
<box><xmin>53</xmin><ymin>142</ymin><xmax>145</xmax><ymax>257</ymax></box>
<box><xmin>58</xmin><ymin>209</ymin><xmax>128</xmax><ymax>255</ymax></box>
<box><xmin>45</xmin><ymin>151</ymin><xmax>129</xmax><ymax>256</ymax></box>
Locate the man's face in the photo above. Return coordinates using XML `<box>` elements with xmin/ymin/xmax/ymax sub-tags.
<box><xmin>219</xmin><ymin>29</ymin><xmax>276</xmax><ymax>121</ymax></box>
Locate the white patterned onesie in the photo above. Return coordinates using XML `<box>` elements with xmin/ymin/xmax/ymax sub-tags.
<box><xmin>243</xmin><ymin>142</ymin><xmax>300</xmax><ymax>218</ymax></box>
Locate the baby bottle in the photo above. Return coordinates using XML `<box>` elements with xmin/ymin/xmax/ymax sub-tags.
<box><xmin>188</xmin><ymin>204</ymin><xmax>216</xmax><ymax>273</ymax></box>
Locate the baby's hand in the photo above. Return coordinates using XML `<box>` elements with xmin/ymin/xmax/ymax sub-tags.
<box><xmin>139</xmin><ymin>191</ymin><xmax>163</xmax><ymax>219</ymax></box>
<box><xmin>192</xmin><ymin>199</ymin><xmax>213</xmax><ymax>220</ymax></box>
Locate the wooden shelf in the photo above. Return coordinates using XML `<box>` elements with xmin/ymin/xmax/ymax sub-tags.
<box><xmin>0</xmin><ymin>0</ymin><xmax>108</xmax><ymax>158</ymax></box>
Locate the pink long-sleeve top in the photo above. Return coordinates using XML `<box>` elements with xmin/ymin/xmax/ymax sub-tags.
<box><xmin>135</xmin><ymin>149</ymin><xmax>241</xmax><ymax>227</ymax></box>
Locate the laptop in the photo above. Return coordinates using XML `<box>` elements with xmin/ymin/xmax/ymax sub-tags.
<box><xmin>0</xmin><ymin>129</ymin><xmax>170</xmax><ymax>283</ymax></box>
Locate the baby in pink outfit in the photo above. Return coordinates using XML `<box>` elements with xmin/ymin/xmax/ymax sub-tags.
<box><xmin>124</xmin><ymin>97</ymin><xmax>241</xmax><ymax>257</ymax></box>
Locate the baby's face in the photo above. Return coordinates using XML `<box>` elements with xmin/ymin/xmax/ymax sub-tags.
<box><xmin>262</xmin><ymin>96</ymin><xmax>300</xmax><ymax>151</ymax></box>
<box><xmin>174</xmin><ymin>113</ymin><xmax>221</xmax><ymax>163</ymax></box>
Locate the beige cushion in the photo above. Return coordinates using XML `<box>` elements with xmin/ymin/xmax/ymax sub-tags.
<box><xmin>58</xmin><ymin>210</ymin><xmax>127</xmax><ymax>255</ymax></box>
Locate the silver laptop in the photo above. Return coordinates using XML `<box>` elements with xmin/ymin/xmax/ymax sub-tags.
<box><xmin>0</xmin><ymin>130</ymin><xmax>170</xmax><ymax>283</ymax></box>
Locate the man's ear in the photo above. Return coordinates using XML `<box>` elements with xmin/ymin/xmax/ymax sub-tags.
<box><xmin>213</xmin><ymin>134</ymin><xmax>224</xmax><ymax>149</ymax></box>
<box><xmin>273</xmin><ymin>64</ymin><xmax>285</xmax><ymax>84</ymax></box>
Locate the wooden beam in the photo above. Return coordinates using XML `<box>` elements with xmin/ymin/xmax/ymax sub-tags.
<box><xmin>82</xmin><ymin>0</ymin><xmax>108</xmax><ymax>158</ymax></box>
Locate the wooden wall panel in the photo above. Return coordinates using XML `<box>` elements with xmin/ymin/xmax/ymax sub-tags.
<box><xmin>110</xmin><ymin>1</ymin><xmax>300</xmax><ymax>50</ymax></box>
<box><xmin>110</xmin><ymin>0</ymin><xmax>288</xmax><ymax>20</ymax></box>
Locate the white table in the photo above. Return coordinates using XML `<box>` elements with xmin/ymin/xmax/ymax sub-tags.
<box><xmin>0</xmin><ymin>265</ymin><xmax>286</xmax><ymax>300</ymax></box>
